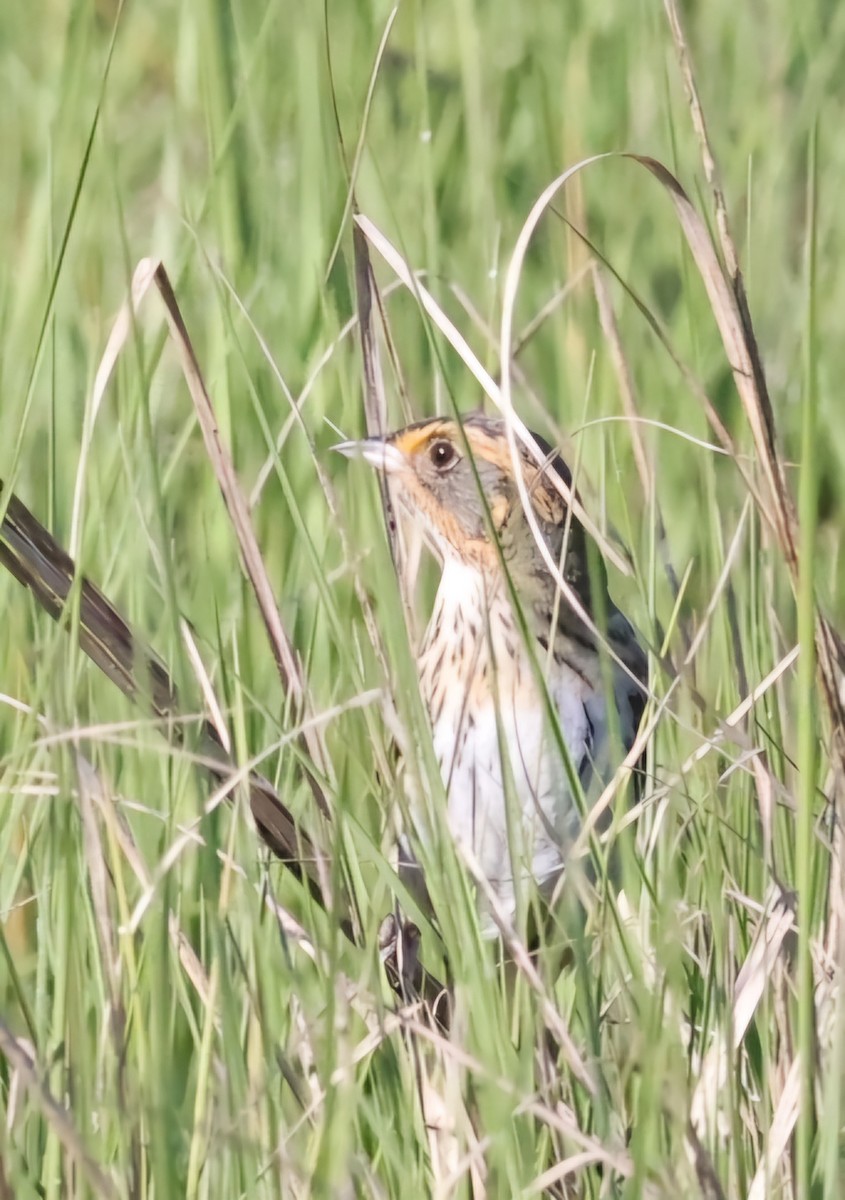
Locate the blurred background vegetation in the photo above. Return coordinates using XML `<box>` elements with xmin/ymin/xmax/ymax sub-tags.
<box><xmin>0</xmin><ymin>1</ymin><xmax>842</xmax><ymax>1197</ymax></box>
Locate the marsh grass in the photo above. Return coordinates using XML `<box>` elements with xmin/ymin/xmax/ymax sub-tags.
<box><xmin>1</xmin><ymin>1</ymin><xmax>843</xmax><ymax>1197</ymax></box>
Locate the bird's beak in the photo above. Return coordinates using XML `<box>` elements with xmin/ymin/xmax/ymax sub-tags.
<box><xmin>332</xmin><ymin>437</ymin><xmax>406</xmax><ymax>475</ymax></box>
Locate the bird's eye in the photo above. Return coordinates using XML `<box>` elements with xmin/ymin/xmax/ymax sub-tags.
<box><xmin>429</xmin><ymin>440</ymin><xmax>457</xmax><ymax>471</ymax></box>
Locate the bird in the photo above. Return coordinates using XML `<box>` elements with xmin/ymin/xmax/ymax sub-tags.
<box><xmin>335</xmin><ymin>413</ymin><xmax>647</xmax><ymax>934</ymax></box>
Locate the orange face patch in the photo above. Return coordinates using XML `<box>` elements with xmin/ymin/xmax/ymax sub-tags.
<box><xmin>391</xmin><ymin>422</ymin><xmax>454</xmax><ymax>459</ymax></box>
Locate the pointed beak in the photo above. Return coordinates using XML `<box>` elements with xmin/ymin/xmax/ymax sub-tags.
<box><xmin>332</xmin><ymin>437</ymin><xmax>406</xmax><ymax>475</ymax></box>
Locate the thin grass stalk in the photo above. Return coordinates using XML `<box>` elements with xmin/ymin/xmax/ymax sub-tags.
<box><xmin>795</xmin><ymin>122</ymin><xmax>819</xmax><ymax>1200</ymax></box>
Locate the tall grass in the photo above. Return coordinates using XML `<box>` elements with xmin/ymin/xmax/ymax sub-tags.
<box><xmin>1</xmin><ymin>1</ymin><xmax>842</xmax><ymax>1197</ymax></box>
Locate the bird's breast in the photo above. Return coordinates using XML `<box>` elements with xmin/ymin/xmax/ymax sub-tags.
<box><xmin>415</xmin><ymin>560</ymin><xmax>594</xmax><ymax>912</ymax></box>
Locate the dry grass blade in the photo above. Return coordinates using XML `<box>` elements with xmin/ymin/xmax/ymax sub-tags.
<box><xmin>627</xmin><ymin>143</ymin><xmax>845</xmax><ymax>766</ymax></box>
<box><xmin>628</xmin><ymin>155</ymin><xmax>791</xmax><ymax>550</ymax></box>
<box><xmin>149</xmin><ymin>263</ymin><xmax>335</xmax><ymax>811</ymax></box>
<box><xmin>691</xmin><ymin>886</ymin><xmax>796</xmax><ymax>1141</ymax></box>
<box><xmin>0</xmin><ymin>482</ymin><xmax>332</xmax><ymax>913</ymax></box>
<box><xmin>75</xmin><ymin>754</ymin><xmax>124</xmax><ymax>1034</ymax></box>
<box><xmin>0</xmin><ymin>488</ymin><xmax>177</xmax><ymax>715</ymax></box>
<box><xmin>592</xmin><ymin>264</ymin><xmax>653</xmax><ymax>504</ymax></box>
<box><xmin>351</xmin><ymin>225</ymin><xmax>453</xmax><ymax>1026</ymax></box>
<box><xmin>662</xmin><ymin>0</ymin><xmax>766</xmax><ymax>417</ymax></box>
<box><xmin>70</xmin><ymin>258</ymin><xmax>159</xmax><ymax>557</ymax></box>
<box><xmin>497</xmin><ymin>161</ymin><xmax>654</xmax><ymax>704</ymax></box>
<box><xmin>353</xmin><ymin>222</ymin><xmax>404</xmax><ymax>577</ymax></box>
<box><xmin>746</xmin><ymin>1057</ymin><xmax>801</xmax><ymax>1200</ymax></box>
<box><xmin>0</xmin><ymin>1019</ymin><xmax>118</xmax><ymax>1200</ymax></box>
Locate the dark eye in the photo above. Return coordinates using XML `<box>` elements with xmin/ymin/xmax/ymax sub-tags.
<box><xmin>429</xmin><ymin>440</ymin><xmax>457</xmax><ymax>471</ymax></box>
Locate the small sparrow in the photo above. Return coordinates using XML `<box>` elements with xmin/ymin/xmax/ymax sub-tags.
<box><xmin>336</xmin><ymin>414</ymin><xmax>646</xmax><ymax>930</ymax></box>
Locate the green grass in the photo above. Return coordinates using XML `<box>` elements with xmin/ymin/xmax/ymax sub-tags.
<box><xmin>1</xmin><ymin>1</ymin><xmax>843</xmax><ymax>1197</ymax></box>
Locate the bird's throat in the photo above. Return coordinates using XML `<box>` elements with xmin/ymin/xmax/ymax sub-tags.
<box><xmin>417</xmin><ymin>557</ymin><xmax>522</xmax><ymax>728</ymax></box>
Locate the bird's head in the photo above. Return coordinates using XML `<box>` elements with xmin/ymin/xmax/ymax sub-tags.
<box><xmin>334</xmin><ymin>413</ymin><xmax>592</xmax><ymax>596</ymax></box>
